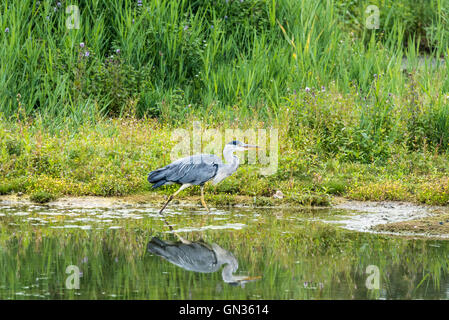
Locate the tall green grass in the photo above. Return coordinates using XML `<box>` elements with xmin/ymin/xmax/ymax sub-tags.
<box><xmin>1</xmin><ymin>0</ymin><xmax>448</xmax><ymax>123</ymax></box>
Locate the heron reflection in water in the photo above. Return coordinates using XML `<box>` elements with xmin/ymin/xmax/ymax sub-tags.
<box><xmin>147</xmin><ymin>237</ymin><xmax>261</xmax><ymax>287</ymax></box>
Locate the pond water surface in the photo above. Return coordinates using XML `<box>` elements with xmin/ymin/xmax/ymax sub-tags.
<box><xmin>0</xmin><ymin>203</ymin><xmax>449</xmax><ymax>299</ymax></box>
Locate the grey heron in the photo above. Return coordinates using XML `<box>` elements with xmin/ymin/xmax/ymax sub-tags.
<box><xmin>147</xmin><ymin>140</ymin><xmax>260</xmax><ymax>214</ymax></box>
<box><xmin>147</xmin><ymin>237</ymin><xmax>261</xmax><ymax>286</ymax></box>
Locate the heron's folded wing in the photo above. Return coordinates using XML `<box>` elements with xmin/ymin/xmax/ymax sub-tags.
<box><xmin>164</xmin><ymin>155</ymin><xmax>221</xmax><ymax>185</ymax></box>
<box><xmin>147</xmin><ymin>238</ymin><xmax>218</xmax><ymax>273</ymax></box>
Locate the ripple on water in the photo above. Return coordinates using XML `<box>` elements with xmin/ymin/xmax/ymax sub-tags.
<box><xmin>171</xmin><ymin>223</ymin><xmax>247</xmax><ymax>233</ymax></box>
<box><xmin>50</xmin><ymin>225</ymin><xmax>92</xmax><ymax>230</ymax></box>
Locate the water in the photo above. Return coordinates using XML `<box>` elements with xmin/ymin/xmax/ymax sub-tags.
<box><xmin>0</xmin><ymin>203</ymin><xmax>449</xmax><ymax>299</ymax></box>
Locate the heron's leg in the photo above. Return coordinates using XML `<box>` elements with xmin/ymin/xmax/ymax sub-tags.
<box><xmin>159</xmin><ymin>183</ymin><xmax>191</xmax><ymax>214</ymax></box>
<box><xmin>161</xmin><ymin>217</ymin><xmax>191</xmax><ymax>244</ymax></box>
<box><xmin>198</xmin><ymin>185</ymin><xmax>210</xmax><ymax>229</ymax></box>
<box><xmin>158</xmin><ymin>196</ymin><xmax>173</xmax><ymax>215</ymax></box>
<box><xmin>200</xmin><ymin>185</ymin><xmax>210</xmax><ymax>213</ymax></box>
<box><xmin>158</xmin><ymin>184</ymin><xmax>192</xmax><ymax>242</ymax></box>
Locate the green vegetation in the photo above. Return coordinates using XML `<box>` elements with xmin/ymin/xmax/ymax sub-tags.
<box><xmin>1</xmin><ymin>117</ymin><xmax>449</xmax><ymax>206</ymax></box>
<box><xmin>29</xmin><ymin>191</ymin><xmax>57</xmax><ymax>203</ymax></box>
<box><xmin>1</xmin><ymin>0</ymin><xmax>449</xmax><ymax>205</ymax></box>
<box><xmin>1</xmin><ymin>0</ymin><xmax>449</xmax><ymax>123</ymax></box>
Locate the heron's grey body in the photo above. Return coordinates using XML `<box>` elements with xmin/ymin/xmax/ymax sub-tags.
<box><xmin>147</xmin><ymin>237</ymin><xmax>259</xmax><ymax>285</ymax></box>
<box><xmin>147</xmin><ymin>237</ymin><xmax>225</xmax><ymax>273</ymax></box>
<box><xmin>147</xmin><ymin>148</ymin><xmax>240</xmax><ymax>188</ymax></box>
<box><xmin>148</xmin><ymin>141</ymin><xmax>258</xmax><ymax>214</ymax></box>
<box><xmin>148</xmin><ymin>155</ymin><xmax>220</xmax><ymax>188</ymax></box>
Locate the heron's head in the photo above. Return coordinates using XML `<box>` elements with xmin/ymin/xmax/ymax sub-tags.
<box><xmin>227</xmin><ymin>140</ymin><xmax>261</xmax><ymax>152</ymax></box>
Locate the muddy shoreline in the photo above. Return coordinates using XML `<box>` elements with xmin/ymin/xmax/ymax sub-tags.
<box><xmin>0</xmin><ymin>193</ymin><xmax>335</xmax><ymax>209</ymax></box>
<box><xmin>331</xmin><ymin>200</ymin><xmax>449</xmax><ymax>239</ymax></box>
<box><xmin>1</xmin><ymin>194</ymin><xmax>448</xmax><ymax>239</ymax></box>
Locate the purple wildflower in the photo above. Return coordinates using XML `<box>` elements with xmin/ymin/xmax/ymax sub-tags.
<box><xmin>5</xmin><ymin>27</ymin><xmax>9</xmax><ymax>33</ymax></box>
<box><xmin>80</xmin><ymin>42</ymin><xmax>85</xmax><ymax>48</ymax></box>
<box><xmin>84</xmin><ymin>51</ymin><xmax>90</xmax><ymax>57</ymax></box>
<box><xmin>116</xmin><ymin>49</ymin><xmax>120</xmax><ymax>54</ymax></box>
<box><xmin>184</xmin><ymin>25</ymin><xmax>188</xmax><ymax>31</ymax></box>
<box><xmin>137</xmin><ymin>0</ymin><xmax>142</xmax><ymax>6</ymax></box>
<box><xmin>305</xmin><ymin>87</ymin><xmax>310</xmax><ymax>93</ymax></box>
<box><xmin>321</xmin><ymin>86</ymin><xmax>325</xmax><ymax>92</ymax></box>
<box><xmin>57</xmin><ymin>2</ymin><xmax>61</xmax><ymax>7</ymax></box>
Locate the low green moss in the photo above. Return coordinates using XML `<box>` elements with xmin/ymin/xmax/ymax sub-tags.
<box><xmin>206</xmin><ymin>193</ymin><xmax>239</xmax><ymax>207</ymax></box>
<box><xmin>0</xmin><ymin>179</ymin><xmax>26</xmax><ymax>195</ymax></box>
<box><xmin>347</xmin><ymin>180</ymin><xmax>411</xmax><ymax>202</ymax></box>
<box><xmin>322</xmin><ymin>179</ymin><xmax>348</xmax><ymax>195</ymax></box>
<box><xmin>416</xmin><ymin>179</ymin><xmax>449</xmax><ymax>205</ymax></box>
<box><xmin>289</xmin><ymin>193</ymin><xmax>331</xmax><ymax>207</ymax></box>
<box><xmin>29</xmin><ymin>191</ymin><xmax>57</xmax><ymax>204</ymax></box>
<box><xmin>252</xmin><ymin>196</ymin><xmax>275</xmax><ymax>207</ymax></box>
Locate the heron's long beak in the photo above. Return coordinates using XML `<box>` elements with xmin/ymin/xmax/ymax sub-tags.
<box><xmin>235</xmin><ymin>275</ymin><xmax>262</xmax><ymax>283</ymax></box>
<box><xmin>243</xmin><ymin>144</ymin><xmax>262</xmax><ymax>150</ymax></box>
<box><xmin>241</xmin><ymin>275</ymin><xmax>262</xmax><ymax>281</ymax></box>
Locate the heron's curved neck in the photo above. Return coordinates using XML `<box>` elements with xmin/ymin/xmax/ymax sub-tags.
<box><xmin>223</xmin><ymin>146</ymin><xmax>239</xmax><ymax>172</ymax></box>
<box><xmin>221</xmin><ymin>257</ymin><xmax>239</xmax><ymax>283</ymax></box>
<box><xmin>212</xmin><ymin>243</ymin><xmax>239</xmax><ymax>283</ymax></box>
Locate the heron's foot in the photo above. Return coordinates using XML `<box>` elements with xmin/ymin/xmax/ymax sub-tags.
<box><xmin>200</xmin><ymin>188</ymin><xmax>210</xmax><ymax>213</ymax></box>
<box><xmin>162</xmin><ymin>219</ymin><xmax>189</xmax><ymax>244</ymax></box>
<box><xmin>202</xmin><ymin>204</ymin><xmax>210</xmax><ymax>213</ymax></box>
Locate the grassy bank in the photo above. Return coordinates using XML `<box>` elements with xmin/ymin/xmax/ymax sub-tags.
<box><xmin>1</xmin><ymin>111</ymin><xmax>449</xmax><ymax>206</ymax></box>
